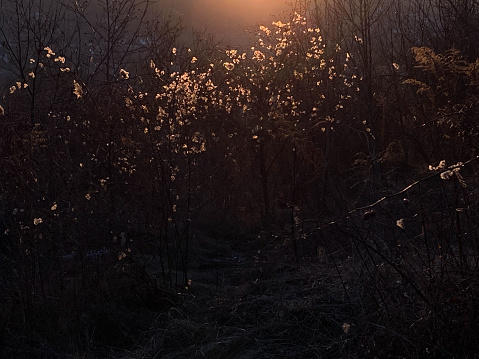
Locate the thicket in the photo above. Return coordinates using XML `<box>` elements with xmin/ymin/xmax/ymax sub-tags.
<box><xmin>1</xmin><ymin>0</ymin><xmax>479</xmax><ymax>357</ymax></box>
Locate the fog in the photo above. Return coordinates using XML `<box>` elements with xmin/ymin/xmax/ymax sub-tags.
<box><xmin>163</xmin><ymin>0</ymin><xmax>291</xmax><ymax>45</ymax></box>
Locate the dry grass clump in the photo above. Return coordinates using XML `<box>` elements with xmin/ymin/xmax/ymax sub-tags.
<box><xmin>127</xmin><ymin>168</ymin><xmax>479</xmax><ymax>359</ymax></box>
<box><xmin>0</xmin><ymin>247</ymin><xmax>178</xmax><ymax>359</ymax></box>
<box><xmin>129</xmin><ymin>236</ymin><xmax>362</xmax><ymax>359</ymax></box>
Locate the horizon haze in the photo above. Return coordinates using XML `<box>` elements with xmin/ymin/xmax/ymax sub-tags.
<box><xmin>162</xmin><ymin>0</ymin><xmax>291</xmax><ymax>44</ymax></box>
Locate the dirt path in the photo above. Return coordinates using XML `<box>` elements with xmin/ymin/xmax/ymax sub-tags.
<box><xmin>128</xmin><ymin>235</ymin><xmax>353</xmax><ymax>359</ymax></box>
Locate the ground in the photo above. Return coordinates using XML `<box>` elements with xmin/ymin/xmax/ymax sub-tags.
<box><xmin>119</xmin><ymin>233</ymin><xmax>357</xmax><ymax>359</ymax></box>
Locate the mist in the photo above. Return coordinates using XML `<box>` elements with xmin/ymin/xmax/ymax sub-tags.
<box><xmin>162</xmin><ymin>0</ymin><xmax>291</xmax><ymax>45</ymax></box>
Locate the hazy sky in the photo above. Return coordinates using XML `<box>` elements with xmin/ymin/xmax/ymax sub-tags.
<box><xmin>163</xmin><ymin>0</ymin><xmax>291</xmax><ymax>44</ymax></box>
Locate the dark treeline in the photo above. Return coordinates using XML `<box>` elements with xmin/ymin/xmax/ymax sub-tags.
<box><xmin>1</xmin><ymin>0</ymin><xmax>479</xmax><ymax>357</ymax></box>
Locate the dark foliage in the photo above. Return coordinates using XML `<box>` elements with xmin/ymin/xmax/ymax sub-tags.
<box><xmin>1</xmin><ymin>0</ymin><xmax>479</xmax><ymax>357</ymax></box>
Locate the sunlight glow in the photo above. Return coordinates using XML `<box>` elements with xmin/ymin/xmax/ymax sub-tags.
<box><xmin>165</xmin><ymin>0</ymin><xmax>289</xmax><ymax>43</ymax></box>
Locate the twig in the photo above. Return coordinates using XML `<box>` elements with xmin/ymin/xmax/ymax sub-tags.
<box><xmin>317</xmin><ymin>155</ymin><xmax>479</xmax><ymax>228</ymax></box>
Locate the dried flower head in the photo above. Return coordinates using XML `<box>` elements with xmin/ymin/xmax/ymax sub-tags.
<box><xmin>120</xmin><ymin>68</ymin><xmax>129</xmax><ymax>79</ymax></box>
<box><xmin>73</xmin><ymin>80</ymin><xmax>83</xmax><ymax>98</ymax></box>
<box><xmin>223</xmin><ymin>62</ymin><xmax>235</xmax><ymax>71</ymax></box>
